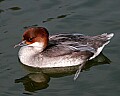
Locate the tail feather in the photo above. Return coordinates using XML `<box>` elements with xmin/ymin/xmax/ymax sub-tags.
<box><xmin>89</xmin><ymin>33</ymin><xmax>114</xmax><ymax>60</ymax></box>
<box><xmin>101</xmin><ymin>33</ymin><xmax>114</xmax><ymax>40</ymax></box>
<box><xmin>106</xmin><ymin>33</ymin><xmax>114</xmax><ymax>40</ymax></box>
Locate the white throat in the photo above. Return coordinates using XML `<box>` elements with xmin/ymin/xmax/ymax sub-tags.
<box><xmin>27</xmin><ymin>42</ymin><xmax>44</xmax><ymax>52</ymax></box>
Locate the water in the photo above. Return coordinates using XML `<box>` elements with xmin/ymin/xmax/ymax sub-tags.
<box><xmin>0</xmin><ymin>0</ymin><xmax>120</xmax><ymax>95</ymax></box>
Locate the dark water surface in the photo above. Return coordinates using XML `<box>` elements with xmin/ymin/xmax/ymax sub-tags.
<box><xmin>0</xmin><ymin>0</ymin><xmax>120</xmax><ymax>96</ymax></box>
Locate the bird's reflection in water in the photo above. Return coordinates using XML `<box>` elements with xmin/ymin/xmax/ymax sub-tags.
<box><xmin>15</xmin><ymin>53</ymin><xmax>111</xmax><ymax>92</ymax></box>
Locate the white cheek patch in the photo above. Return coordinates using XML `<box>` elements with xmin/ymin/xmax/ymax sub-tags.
<box><xmin>27</xmin><ymin>42</ymin><xmax>44</xmax><ymax>52</ymax></box>
<box><xmin>28</xmin><ymin>42</ymin><xmax>43</xmax><ymax>47</ymax></box>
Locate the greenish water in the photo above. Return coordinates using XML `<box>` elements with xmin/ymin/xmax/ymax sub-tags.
<box><xmin>0</xmin><ymin>0</ymin><xmax>120</xmax><ymax>96</ymax></box>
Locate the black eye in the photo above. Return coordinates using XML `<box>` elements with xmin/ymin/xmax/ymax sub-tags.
<box><xmin>29</xmin><ymin>38</ymin><xmax>33</xmax><ymax>42</ymax></box>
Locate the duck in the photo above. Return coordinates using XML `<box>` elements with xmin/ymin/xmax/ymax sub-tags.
<box><xmin>15</xmin><ymin>27</ymin><xmax>114</xmax><ymax>69</ymax></box>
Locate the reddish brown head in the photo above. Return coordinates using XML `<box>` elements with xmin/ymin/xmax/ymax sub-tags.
<box><xmin>14</xmin><ymin>27</ymin><xmax>49</xmax><ymax>49</ymax></box>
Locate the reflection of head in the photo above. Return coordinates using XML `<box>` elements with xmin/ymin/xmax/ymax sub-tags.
<box><xmin>15</xmin><ymin>73</ymin><xmax>50</xmax><ymax>92</ymax></box>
